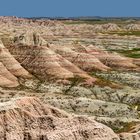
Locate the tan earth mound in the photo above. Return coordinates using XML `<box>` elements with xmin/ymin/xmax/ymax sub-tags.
<box><xmin>63</xmin><ymin>23</ymin><xmax>121</xmax><ymax>34</ymax></box>
<box><xmin>102</xmin><ymin>23</ymin><xmax>121</xmax><ymax>32</ymax></box>
<box><xmin>49</xmin><ymin>44</ymin><xmax>110</xmax><ymax>72</ymax></box>
<box><xmin>95</xmin><ymin>53</ymin><xmax>137</xmax><ymax>70</ymax></box>
<box><xmin>0</xmin><ymin>97</ymin><xmax>119</xmax><ymax>140</ymax></box>
<box><xmin>0</xmin><ymin>75</ymin><xmax>17</xmax><ymax>87</ymax></box>
<box><xmin>0</xmin><ymin>62</ymin><xmax>19</xmax><ymax>87</ymax></box>
<box><xmin>0</xmin><ymin>39</ymin><xmax>32</xmax><ymax>87</ymax></box>
<box><xmin>0</xmin><ymin>16</ymin><xmax>59</xmax><ymax>27</ymax></box>
<box><xmin>7</xmin><ymin>32</ymin><xmax>96</xmax><ymax>82</ymax></box>
<box><xmin>10</xmin><ymin>45</ymin><xmax>74</xmax><ymax>80</ymax></box>
<box><xmin>125</xmin><ymin>24</ymin><xmax>140</xmax><ymax>31</ymax></box>
<box><xmin>74</xmin><ymin>44</ymin><xmax>138</xmax><ymax>70</ymax></box>
<box><xmin>0</xmin><ymin>40</ymin><xmax>31</xmax><ymax>78</ymax></box>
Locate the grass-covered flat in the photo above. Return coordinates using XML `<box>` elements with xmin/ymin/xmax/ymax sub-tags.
<box><xmin>107</xmin><ymin>31</ymin><xmax>140</xmax><ymax>36</ymax></box>
<box><xmin>109</xmin><ymin>48</ymin><xmax>140</xmax><ymax>58</ymax></box>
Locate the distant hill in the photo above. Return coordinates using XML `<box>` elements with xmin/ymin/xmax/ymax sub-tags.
<box><xmin>27</xmin><ymin>16</ymin><xmax>140</xmax><ymax>21</ymax></box>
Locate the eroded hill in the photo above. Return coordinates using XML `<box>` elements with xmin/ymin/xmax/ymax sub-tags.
<box><xmin>0</xmin><ymin>16</ymin><xmax>140</xmax><ymax>140</ymax></box>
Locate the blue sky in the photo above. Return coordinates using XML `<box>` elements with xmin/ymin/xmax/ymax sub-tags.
<box><xmin>0</xmin><ymin>0</ymin><xmax>139</xmax><ymax>17</ymax></box>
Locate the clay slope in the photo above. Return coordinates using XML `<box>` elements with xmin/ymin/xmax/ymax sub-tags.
<box><xmin>102</xmin><ymin>23</ymin><xmax>121</xmax><ymax>32</ymax></box>
<box><xmin>73</xmin><ymin>44</ymin><xmax>138</xmax><ymax>70</ymax></box>
<box><xmin>0</xmin><ymin>18</ymin><xmax>139</xmax><ymax>86</ymax></box>
<box><xmin>0</xmin><ymin>40</ymin><xmax>31</xmax><ymax>77</ymax></box>
<box><xmin>8</xmin><ymin>32</ymin><xmax>96</xmax><ymax>82</ymax></box>
<box><xmin>0</xmin><ymin>62</ymin><xmax>19</xmax><ymax>87</ymax></box>
<box><xmin>125</xmin><ymin>24</ymin><xmax>140</xmax><ymax>31</ymax></box>
<box><xmin>49</xmin><ymin>44</ymin><xmax>110</xmax><ymax>72</ymax></box>
<box><xmin>0</xmin><ymin>40</ymin><xmax>31</xmax><ymax>87</ymax></box>
<box><xmin>10</xmin><ymin>45</ymin><xmax>74</xmax><ymax>80</ymax></box>
<box><xmin>65</xmin><ymin>23</ymin><xmax>121</xmax><ymax>34</ymax></box>
<box><xmin>0</xmin><ymin>97</ymin><xmax>119</xmax><ymax>140</ymax></box>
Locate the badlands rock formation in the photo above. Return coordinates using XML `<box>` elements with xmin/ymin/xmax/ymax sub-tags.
<box><xmin>8</xmin><ymin>33</ymin><xmax>95</xmax><ymax>82</ymax></box>
<box><xmin>76</xmin><ymin>43</ymin><xmax>137</xmax><ymax>70</ymax></box>
<box><xmin>0</xmin><ymin>40</ymin><xmax>31</xmax><ymax>87</ymax></box>
<box><xmin>78</xmin><ymin>44</ymin><xmax>138</xmax><ymax>70</ymax></box>
<box><xmin>125</xmin><ymin>24</ymin><xmax>140</xmax><ymax>31</ymax></box>
<box><xmin>49</xmin><ymin>44</ymin><xmax>110</xmax><ymax>72</ymax></box>
<box><xmin>0</xmin><ymin>62</ymin><xmax>19</xmax><ymax>87</ymax></box>
<box><xmin>119</xmin><ymin>124</ymin><xmax>140</xmax><ymax>140</ymax></box>
<box><xmin>0</xmin><ymin>97</ymin><xmax>119</xmax><ymax>140</ymax></box>
<box><xmin>0</xmin><ymin>16</ymin><xmax>140</xmax><ymax>140</ymax></box>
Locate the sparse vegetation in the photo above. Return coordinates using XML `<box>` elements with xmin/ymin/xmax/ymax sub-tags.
<box><xmin>91</xmin><ymin>72</ymin><xmax>122</xmax><ymax>89</ymax></box>
<box><xmin>109</xmin><ymin>48</ymin><xmax>140</xmax><ymax>58</ymax></box>
<box><xmin>63</xmin><ymin>19</ymin><xmax>137</xmax><ymax>25</ymax></box>
<box><xmin>107</xmin><ymin>31</ymin><xmax>140</xmax><ymax>37</ymax></box>
<box><xmin>0</xmin><ymin>16</ymin><xmax>140</xmax><ymax>139</ymax></box>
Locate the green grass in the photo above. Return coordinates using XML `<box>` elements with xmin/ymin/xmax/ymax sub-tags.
<box><xmin>116</xmin><ymin>122</ymin><xmax>138</xmax><ymax>133</ymax></box>
<box><xmin>107</xmin><ymin>31</ymin><xmax>140</xmax><ymax>36</ymax></box>
<box><xmin>91</xmin><ymin>72</ymin><xmax>122</xmax><ymax>89</ymax></box>
<box><xmin>109</xmin><ymin>48</ymin><xmax>140</xmax><ymax>58</ymax></box>
<box><xmin>63</xmin><ymin>19</ymin><xmax>128</xmax><ymax>25</ymax></box>
<box><xmin>64</xmin><ymin>20</ymin><xmax>112</xmax><ymax>25</ymax></box>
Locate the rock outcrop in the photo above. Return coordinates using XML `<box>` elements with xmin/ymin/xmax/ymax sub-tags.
<box><xmin>125</xmin><ymin>24</ymin><xmax>140</xmax><ymax>31</ymax></box>
<box><xmin>102</xmin><ymin>23</ymin><xmax>121</xmax><ymax>32</ymax></box>
<box><xmin>0</xmin><ymin>97</ymin><xmax>119</xmax><ymax>140</ymax></box>
<box><xmin>0</xmin><ymin>17</ymin><xmax>139</xmax><ymax>139</ymax></box>
<box><xmin>13</xmin><ymin>32</ymin><xmax>47</xmax><ymax>46</ymax></box>
<box><xmin>119</xmin><ymin>124</ymin><xmax>140</xmax><ymax>140</ymax></box>
<box><xmin>6</xmin><ymin>32</ymin><xmax>96</xmax><ymax>82</ymax></box>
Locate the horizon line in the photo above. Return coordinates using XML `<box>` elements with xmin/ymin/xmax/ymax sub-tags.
<box><xmin>1</xmin><ymin>16</ymin><xmax>140</xmax><ymax>19</ymax></box>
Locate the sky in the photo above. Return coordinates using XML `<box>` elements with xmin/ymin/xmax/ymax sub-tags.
<box><xmin>0</xmin><ymin>0</ymin><xmax>140</xmax><ymax>17</ymax></box>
